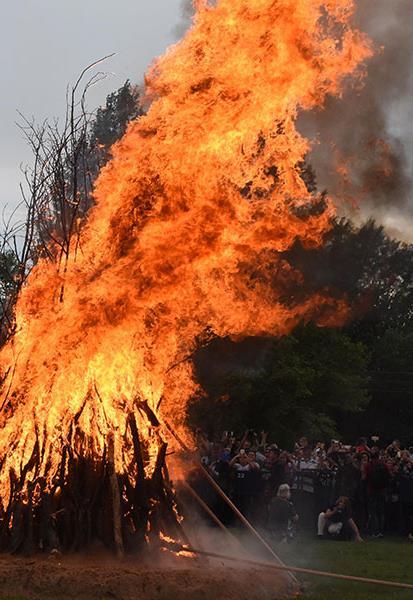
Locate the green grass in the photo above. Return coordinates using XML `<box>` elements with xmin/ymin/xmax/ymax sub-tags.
<box><xmin>275</xmin><ymin>536</ymin><xmax>413</xmax><ymax>599</ymax></box>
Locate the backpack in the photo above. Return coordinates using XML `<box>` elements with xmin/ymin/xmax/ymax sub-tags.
<box><xmin>369</xmin><ymin>462</ymin><xmax>389</xmax><ymax>490</ymax></box>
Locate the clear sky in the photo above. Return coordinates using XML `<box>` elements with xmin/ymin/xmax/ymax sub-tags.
<box><xmin>0</xmin><ymin>0</ymin><xmax>184</xmax><ymax>221</ymax></box>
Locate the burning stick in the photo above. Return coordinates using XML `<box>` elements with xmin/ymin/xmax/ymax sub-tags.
<box><xmin>199</xmin><ymin>464</ymin><xmax>289</xmax><ymax>566</ymax></box>
<box><xmin>180</xmin><ymin>479</ymin><xmax>242</xmax><ymax>548</ymax></box>
<box><xmin>107</xmin><ymin>434</ymin><xmax>124</xmax><ymax>557</ymax></box>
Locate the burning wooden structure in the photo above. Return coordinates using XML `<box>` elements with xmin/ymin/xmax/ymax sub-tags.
<box><xmin>0</xmin><ymin>0</ymin><xmax>372</xmax><ymax>554</ymax></box>
<box><xmin>0</xmin><ymin>398</ymin><xmax>187</xmax><ymax>554</ymax></box>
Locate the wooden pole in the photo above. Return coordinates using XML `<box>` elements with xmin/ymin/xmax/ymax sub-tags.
<box><xmin>198</xmin><ymin>464</ymin><xmax>295</xmax><ymax>575</ymax></box>
<box><xmin>172</xmin><ymin>545</ymin><xmax>413</xmax><ymax>592</ymax></box>
<box><xmin>107</xmin><ymin>434</ymin><xmax>124</xmax><ymax>557</ymax></box>
<box><xmin>180</xmin><ymin>480</ymin><xmax>243</xmax><ymax>550</ymax></box>
<box><xmin>162</xmin><ymin>418</ymin><xmax>297</xmax><ymax>584</ymax></box>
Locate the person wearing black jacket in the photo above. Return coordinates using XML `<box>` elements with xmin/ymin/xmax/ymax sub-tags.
<box><xmin>268</xmin><ymin>483</ymin><xmax>298</xmax><ymax>542</ymax></box>
<box><xmin>366</xmin><ymin>452</ymin><xmax>390</xmax><ymax>537</ymax></box>
<box><xmin>398</xmin><ymin>454</ymin><xmax>413</xmax><ymax>539</ymax></box>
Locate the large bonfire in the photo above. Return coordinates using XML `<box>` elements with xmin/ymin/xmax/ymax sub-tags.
<box><xmin>0</xmin><ymin>0</ymin><xmax>371</xmax><ymax>553</ymax></box>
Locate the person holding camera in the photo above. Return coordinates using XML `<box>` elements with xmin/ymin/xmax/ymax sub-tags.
<box><xmin>317</xmin><ymin>496</ymin><xmax>363</xmax><ymax>542</ymax></box>
<box><xmin>229</xmin><ymin>449</ymin><xmax>261</xmax><ymax>519</ymax></box>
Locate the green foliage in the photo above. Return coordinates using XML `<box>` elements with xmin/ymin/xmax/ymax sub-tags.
<box><xmin>0</xmin><ymin>250</ymin><xmax>19</xmax><ymax>301</ymax></box>
<box><xmin>246</xmin><ymin>217</ymin><xmax>413</xmax><ymax>445</ymax></box>
<box><xmin>318</xmin><ymin>219</ymin><xmax>413</xmax><ymax>443</ymax></box>
<box><xmin>90</xmin><ymin>80</ymin><xmax>143</xmax><ymax>152</ymax></box>
<box><xmin>0</xmin><ymin>249</ymin><xmax>20</xmax><ymax>343</ymax></box>
<box><xmin>373</xmin><ymin>328</ymin><xmax>413</xmax><ymax>372</ymax></box>
<box><xmin>358</xmin><ymin>326</ymin><xmax>413</xmax><ymax>442</ymax></box>
<box><xmin>287</xmin><ymin>218</ymin><xmax>413</xmax><ymax>334</ymax></box>
<box><xmin>190</xmin><ymin>324</ymin><xmax>370</xmax><ymax>445</ymax></box>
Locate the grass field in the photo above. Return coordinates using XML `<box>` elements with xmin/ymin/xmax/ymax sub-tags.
<box><xmin>275</xmin><ymin>536</ymin><xmax>413</xmax><ymax>600</ymax></box>
<box><xmin>0</xmin><ymin>537</ymin><xmax>411</xmax><ymax>600</ymax></box>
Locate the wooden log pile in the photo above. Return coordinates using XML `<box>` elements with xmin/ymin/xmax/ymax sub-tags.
<box><xmin>0</xmin><ymin>406</ymin><xmax>186</xmax><ymax>556</ymax></box>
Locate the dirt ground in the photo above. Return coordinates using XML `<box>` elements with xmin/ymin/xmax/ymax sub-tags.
<box><xmin>0</xmin><ymin>552</ymin><xmax>297</xmax><ymax>600</ymax></box>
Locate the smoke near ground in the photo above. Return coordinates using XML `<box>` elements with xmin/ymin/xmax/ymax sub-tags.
<box><xmin>298</xmin><ymin>0</ymin><xmax>413</xmax><ymax>240</ymax></box>
<box><xmin>0</xmin><ymin>552</ymin><xmax>292</xmax><ymax>600</ymax></box>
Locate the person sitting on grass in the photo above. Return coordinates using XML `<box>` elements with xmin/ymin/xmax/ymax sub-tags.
<box><xmin>317</xmin><ymin>496</ymin><xmax>363</xmax><ymax>542</ymax></box>
<box><xmin>268</xmin><ymin>483</ymin><xmax>299</xmax><ymax>543</ymax></box>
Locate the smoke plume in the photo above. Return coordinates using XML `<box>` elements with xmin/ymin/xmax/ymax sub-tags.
<box><xmin>299</xmin><ymin>0</ymin><xmax>413</xmax><ymax>240</ymax></box>
<box><xmin>174</xmin><ymin>1</ymin><xmax>413</xmax><ymax>240</ymax></box>
<box><xmin>173</xmin><ymin>0</ymin><xmax>196</xmax><ymax>39</ymax></box>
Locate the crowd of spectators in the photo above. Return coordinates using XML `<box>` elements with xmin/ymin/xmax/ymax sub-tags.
<box><xmin>193</xmin><ymin>428</ymin><xmax>413</xmax><ymax>542</ymax></box>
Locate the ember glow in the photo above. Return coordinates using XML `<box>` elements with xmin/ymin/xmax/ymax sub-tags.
<box><xmin>0</xmin><ymin>0</ymin><xmax>371</xmax><ymax>532</ymax></box>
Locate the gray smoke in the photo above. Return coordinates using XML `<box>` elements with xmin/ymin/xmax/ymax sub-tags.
<box><xmin>299</xmin><ymin>0</ymin><xmax>413</xmax><ymax>240</ymax></box>
<box><xmin>172</xmin><ymin>0</ymin><xmax>196</xmax><ymax>39</ymax></box>
<box><xmin>172</xmin><ymin>1</ymin><xmax>413</xmax><ymax>240</ymax></box>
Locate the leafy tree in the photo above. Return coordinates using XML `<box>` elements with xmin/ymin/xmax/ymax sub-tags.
<box><xmin>90</xmin><ymin>80</ymin><xmax>143</xmax><ymax>165</ymax></box>
<box><xmin>286</xmin><ymin>218</ymin><xmax>413</xmax><ymax>335</ymax></box>
<box><xmin>296</xmin><ymin>219</ymin><xmax>413</xmax><ymax>444</ymax></box>
<box><xmin>351</xmin><ymin>326</ymin><xmax>413</xmax><ymax>444</ymax></box>
<box><xmin>190</xmin><ymin>323</ymin><xmax>370</xmax><ymax>446</ymax></box>
<box><xmin>0</xmin><ymin>249</ymin><xmax>20</xmax><ymax>342</ymax></box>
<box><xmin>189</xmin><ymin>218</ymin><xmax>412</xmax><ymax>446</ymax></box>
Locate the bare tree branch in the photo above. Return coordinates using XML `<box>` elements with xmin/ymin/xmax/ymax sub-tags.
<box><xmin>0</xmin><ymin>56</ymin><xmax>116</xmax><ymax>341</ymax></box>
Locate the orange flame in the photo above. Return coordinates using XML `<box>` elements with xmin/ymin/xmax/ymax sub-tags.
<box><xmin>0</xmin><ymin>0</ymin><xmax>371</xmax><ymax>504</ymax></box>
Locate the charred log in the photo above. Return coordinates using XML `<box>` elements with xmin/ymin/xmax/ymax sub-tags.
<box><xmin>0</xmin><ymin>412</ymin><xmax>184</xmax><ymax>556</ymax></box>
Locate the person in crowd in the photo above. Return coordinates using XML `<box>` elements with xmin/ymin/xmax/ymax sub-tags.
<box><xmin>296</xmin><ymin>446</ymin><xmax>318</xmax><ymax>471</ymax></box>
<box><xmin>314</xmin><ymin>442</ymin><xmax>326</xmax><ymax>460</ymax></box>
<box><xmin>370</xmin><ymin>436</ymin><xmax>380</xmax><ymax>447</ymax></box>
<box><xmin>385</xmin><ymin>457</ymin><xmax>402</xmax><ymax>533</ymax></box>
<box><xmin>355</xmin><ymin>437</ymin><xmax>370</xmax><ymax>454</ymax></box>
<box><xmin>195</xmin><ymin>428</ymin><xmax>212</xmax><ymax>465</ymax></box>
<box><xmin>366</xmin><ymin>449</ymin><xmax>390</xmax><ymax>537</ymax></box>
<box><xmin>269</xmin><ymin>448</ymin><xmax>288</xmax><ymax>492</ymax></box>
<box><xmin>386</xmin><ymin>439</ymin><xmax>402</xmax><ymax>459</ymax></box>
<box><xmin>317</xmin><ymin>496</ymin><xmax>363</xmax><ymax>542</ymax></box>
<box><xmin>209</xmin><ymin>446</ymin><xmax>232</xmax><ymax>493</ymax></box>
<box><xmin>229</xmin><ymin>449</ymin><xmax>261</xmax><ymax>519</ymax></box>
<box><xmin>314</xmin><ymin>457</ymin><xmax>336</xmax><ymax>518</ymax></box>
<box><xmin>326</xmin><ymin>440</ymin><xmax>343</xmax><ymax>467</ymax></box>
<box><xmin>355</xmin><ymin>452</ymin><xmax>370</xmax><ymax>530</ymax></box>
<box><xmin>294</xmin><ymin>436</ymin><xmax>310</xmax><ymax>453</ymax></box>
<box><xmin>398</xmin><ymin>451</ymin><xmax>413</xmax><ymax>540</ymax></box>
<box><xmin>268</xmin><ymin>483</ymin><xmax>299</xmax><ymax>542</ymax></box>
<box><xmin>198</xmin><ymin>426</ymin><xmax>413</xmax><ymax>540</ymax></box>
<box><xmin>335</xmin><ymin>452</ymin><xmax>361</xmax><ymax>504</ymax></box>
<box><xmin>281</xmin><ymin>451</ymin><xmax>296</xmax><ymax>486</ymax></box>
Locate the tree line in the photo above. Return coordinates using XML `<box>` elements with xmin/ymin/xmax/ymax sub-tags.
<box><xmin>191</xmin><ymin>220</ymin><xmax>413</xmax><ymax>445</ymax></box>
